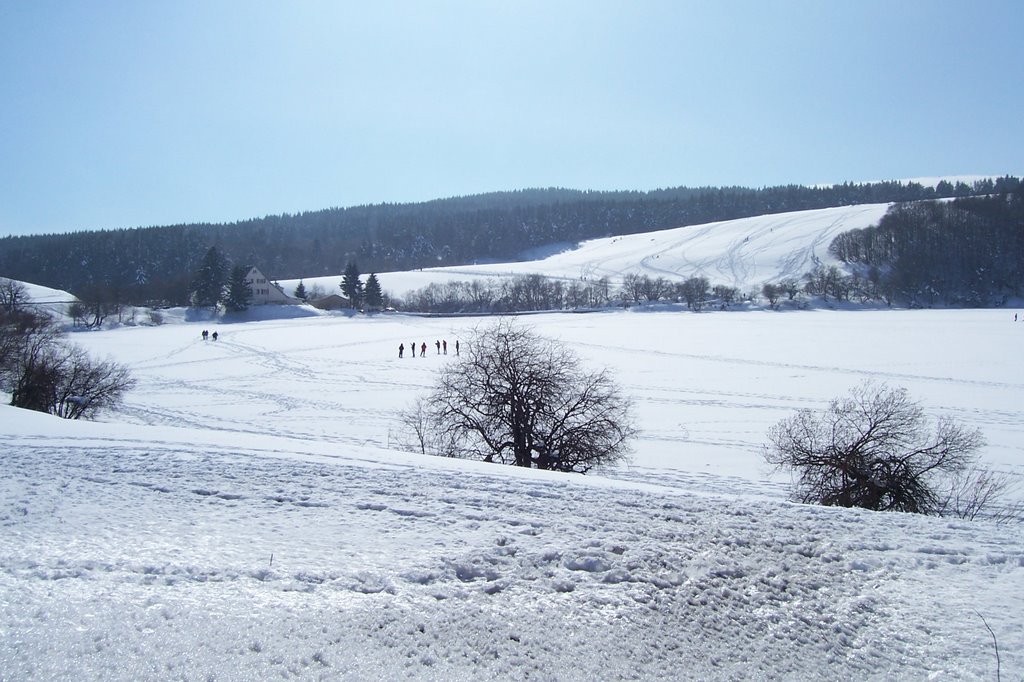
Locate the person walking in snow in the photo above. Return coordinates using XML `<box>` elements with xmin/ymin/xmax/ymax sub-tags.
<box><xmin>455</xmin><ymin>339</ymin><xmax>460</xmax><ymax>355</ymax></box>
<box><xmin>211</xmin><ymin>331</ymin><xmax>218</xmax><ymax>341</ymax></box>
<box><xmin>411</xmin><ymin>342</ymin><xmax>416</xmax><ymax>358</ymax></box>
<box><xmin>442</xmin><ymin>339</ymin><xmax>447</xmax><ymax>355</ymax></box>
<box><xmin>398</xmin><ymin>343</ymin><xmax>404</xmax><ymax>358</ymax></box>
<box><xmin>202</xmin><ymin>329</ymin><xmax>208</xmax><ymax>341</ymax></box>
<box><xmin>436</xmin><ymin>340</ymin><xmax>441</xmax><ymax>355</ymax></box>
<box><xmin>420</xmin><ymin>342</ymin><xmax>427</xmax><ymax>357</ymax></box>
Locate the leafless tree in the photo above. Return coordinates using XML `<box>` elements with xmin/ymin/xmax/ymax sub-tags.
<box><xmin>411</xmin><ymin>319</ymin><xmax>635</xmax><ymax>473</ymax></box>
<box><xmin>765</xmin><ymin>382</ymin><xmax>986</xmax><ymax>515</ymax></box>
<box><xmin>1</xmin><ymin>300</ymin><xmax>134</xmax><ymax>420</ymax></box>
<box><xmin>0</xmin><ymin>278</ymin><xmax>30</xmax><ymax>313</ymax></box>
<box><xmin>640</xmin><ymin>276</ymin><xmax>672</xmax><ymax>302</ymax></box>
<box><xmin>778</xmin><ymin>278</ymin><xmax>801</xmax><ymax>301</ymax></box>
<box><xmin>52</xmin><ymin>346</ymin><xmax>135</xmax><ymax>419</ymax></box>
<box><xmin>936</xmin><ymin>468</ymin><xmax>1023</xmax><ymax>524</ymax></box>
<box><xmin>8</xmin><ymin>340</ymin><xmax>135</xmax><ymax>419</ymax></box>
<box><xmin>397</xmin><ymin>397</ymin><xmax>468</xmax><ymax>458</ymax></box>
<box><xmin>677</xmin><ymin>276</ymin><xmax>710</xmax><ymax>311</ymax></box>
<box><xmin>713</xmin><ymin>285</ymin><xmax>740</xmax><ymax>306</ymax></box>
<box><xmin>762</xmin><ymin>283</ymin><xmax>782</xmax><ymax>308</ymax></box>
<box><xmin>0</xmin><ymin>306</ymin><xmax>60</xmax><ymax>380</ymax></box>
<box><xmin>620</xmin><ymin>273</ymin><xmax>646</xmax><ymax>304</ymax></box>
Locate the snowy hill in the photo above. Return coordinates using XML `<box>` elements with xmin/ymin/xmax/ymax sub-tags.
<box><xmin>2</xmin><ymin>306</ymin><xmax>1022</xmax><ymax>679</ymax></box>
<box><xmin>280</xmin><ymin>203</ymin><xmax>892</xmax><ymax>299</ymax></box>
<box><xmin>19</xmin><ymin>281</ymin><xmax>76</xmax><ymax>303</ymax></box>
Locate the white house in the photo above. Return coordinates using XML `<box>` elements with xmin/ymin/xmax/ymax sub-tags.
<box><xmin>244</xmin><ymin>267</ymin><xmax>298</xmax><ymax>305</ymax></box>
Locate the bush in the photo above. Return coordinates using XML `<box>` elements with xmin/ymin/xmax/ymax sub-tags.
<box><xmin>765</xmin><ymin>382</ymin><xmax>992</xmax><ymax>516</ymax></box>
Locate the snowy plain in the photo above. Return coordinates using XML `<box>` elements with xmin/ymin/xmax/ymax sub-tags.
<box><xmin>3</xmin><ymin>203</ymin><xmax>1024</xmax><ymax>680</ymax></box>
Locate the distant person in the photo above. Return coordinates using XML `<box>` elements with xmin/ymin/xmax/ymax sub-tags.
<box><xmin>202</xmin><ymin>329</ymin><xmax>208</xmax><ymax>341</ymax></box>
<box><xmin>411</xmin><ymin>342</ymin><xmax>416</xmax><ymax>358</ymax></box>
<box><xmin>442</xmin><ymin>340</ymin><xmax>447</xmax><ymax>355</ymax></box>
<box><xmin>421</xmin><ymin>342</ymin><xmax>427</xmax><ymax>357</ymax></box>
<box><xmin>455</xmin><ymin>339</ymin><xmax>460</xmax><ymax>356</ymax></box>
<box><xmin>436</xmin><ymin>340</ymin><xmax>441</xmax><ymax>355</ymax></box>
<box><xmin>212</xmin><ymin>331</ymin><xmax>219</xmax><ymax>341</ymax></box>
<box><xmin>398</xmin><ymin>343</ymin><xmax>404</xmax><ymax>358</ymax></box>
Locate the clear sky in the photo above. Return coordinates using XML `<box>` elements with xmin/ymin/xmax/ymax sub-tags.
<box><xmin>2</xmin><ymin>1</ymin><xmax>1022</xmax><ymax>237</ymax></box>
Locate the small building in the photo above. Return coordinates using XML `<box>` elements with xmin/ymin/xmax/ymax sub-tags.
<box><xmin>309</xmin><ymin>294</ymin><xmax>350</xmax><ymax>311</ymax></box>
<box><xmin>244</xmin><ymin>267</ymin><xmax>299</xmax><ymax>305</ymax></box>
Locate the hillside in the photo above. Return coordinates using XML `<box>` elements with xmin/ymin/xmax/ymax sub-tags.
<box><xmin>2</xmin><ymin>307</ymin><xmax>1022</xmax><ymax>679</ymax></box>
<box><xmin>0</xmin><ymin>177</ymin><xmax>1016</xmax><ymax>306</ymax></box>
<box><xmin>282</xmin><ymin>203</ymin><xmax>892</xmax><ymax>300</ymax></box>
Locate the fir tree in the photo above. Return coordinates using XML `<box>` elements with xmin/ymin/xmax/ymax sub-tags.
<box><xmin>224</xmin><ymin>265</ymin><xmax>252</xmax><ymax>312</ymax></box>
<box><xmin>340</xmin><ymin>261</ymin><xmax>363</xmax><ymax>308</ymax></box>
<box><xmin>190</xmin><ymin>246</ymin><xmax>229</xmax><ymax>308</ymax></box>
<box><xmin>364</xmin><ymin>273</ymin><xmax>384</xmax><ymax>310</ymax></box>
<box><xmin>294</xmin><ymin>280</ymin><xmax>307</xmax><ymax>300</ymax></box>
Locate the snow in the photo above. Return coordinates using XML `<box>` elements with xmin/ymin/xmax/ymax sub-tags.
<box><xmin>2</xmin><ymin>305</ymin><xmax>1023</xmax><ymax>680</ymax></box>
<box><xmin>16</xmin><ymin>281</ymin><xmax>75</xmax><ymax>304</ymax></box>
<box><xmin>3</xmin><ymin>203</ymin><xmax>1024</xmax><ymax>678</ymax></box>
<box><xmin>280</xmin><ymin>203</ymin><xmax>893</xmax><ymax>299</ymax></box>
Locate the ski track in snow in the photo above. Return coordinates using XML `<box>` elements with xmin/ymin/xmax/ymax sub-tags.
<box><xmin>3</xmin><ymin>308</ymin><xmax>1023</xmax><ymax>679</ymax></box>
<box><xmin>4</xmin><ymin>201</ymin><xmax>1024</xmax><ymax>679</ymax></box>
<box><xmin>286</xmin><ymin>203</ymin><xmax>893</xmax><ymax>298</ymax></box>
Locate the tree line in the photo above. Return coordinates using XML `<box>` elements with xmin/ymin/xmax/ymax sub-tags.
<box><xmin>829</xmin><ymin>186</ymin><xmax>1024</xmax><ymax>306</ymax></box>
<box><xmin>2</xmin><ymin>178</ymin><xmax>1013</xmax><ymax>306</ymax></box>
<box><xmin>394</xmin><ymin>273</ymin><xmax>737</xmax><ymax>314</ymax></box>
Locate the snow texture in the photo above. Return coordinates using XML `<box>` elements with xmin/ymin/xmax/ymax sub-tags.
<box><xmin>3</xmin><ymin>204</ymin><xmax>1024</xmax><ymax>680</ymax></box>
<box><xmin>280</xmin><ymin>203</ymin><xmax>892</xmax><ymax>299</ymax></box>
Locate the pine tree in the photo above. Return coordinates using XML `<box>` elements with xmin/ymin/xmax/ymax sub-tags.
<box><xmin>294</xmin><ymin>280</ymin><xmax>307</xmax><ymax>300</ymax></box>
<box><xmin>224</xmin><ymin>265</ymin><xmax>252</xmax><ymax>312</ymax></box>
<box><xmin>190</xmin><ymin>246</ymin><xmax>229</xmax><ymax>308</ymax></box>
<box><xmin>364</xmin><ymin>273</ymin><xmax>384</xmax><ymax>310</ymax></box>
<box><xmin>340</xmin><ymin>261</ymin><xmax>363</xmax><ymax>308</ymax></box>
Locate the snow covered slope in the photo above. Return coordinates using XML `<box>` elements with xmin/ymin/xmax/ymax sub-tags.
<box><xmin>280</xmin><ymin>203</ymin><xmax>892</xmax><ymax>298</ymax></box>
<box><xmin>2</xmin><ymin>308</ymin><xmax>1022</xmax><ymax>679</ymax></box>
<box><xmin>1</xmin><ymin>279</ymin><xmax>76</xmax><ymax>304</ymax></box>
<box><xmin>21</xmin><ymin>282</ymin><xmax>75</xmax><ymax>303</ymax></box>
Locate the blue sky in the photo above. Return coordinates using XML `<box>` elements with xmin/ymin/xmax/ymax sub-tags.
<box><xmin>1</xmin><ymin>1</ymin><xmax>1022</xmax><ymax>236</ymax></box>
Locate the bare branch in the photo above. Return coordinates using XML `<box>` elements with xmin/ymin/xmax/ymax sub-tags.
<box><xmin>764</xmin><ymin>382</ymin><xmax>991</xmax><ymax>516</ymax></box>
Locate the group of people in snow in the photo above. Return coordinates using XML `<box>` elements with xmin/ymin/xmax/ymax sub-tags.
<box><xmin>201</xmin><ymin>329</ymin><xmax>219</xmax><ymax>341</ymax></box>
<box><xmin>398</xmin><ymin>339</ymin><xmax>459</xmax><ymax>358</ymax></box>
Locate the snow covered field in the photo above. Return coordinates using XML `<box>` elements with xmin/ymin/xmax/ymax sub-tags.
<box><xmin>3</xmin><ymin>307</ymin><xmax>1023</xmax><ymax>680</ymax></box>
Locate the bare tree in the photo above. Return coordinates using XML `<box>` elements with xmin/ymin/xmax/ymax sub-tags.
<box><xmin>51</xmin><ymin>346</ymin><xmax>136</xmax><ymax>419</ymax></box>
<box><xmin>677</xmin><ymin>276</ymin><xmax>710</xmax><ymax>311</ymax></box>
<box><xmin>1</xmin><ymin>302</ymin><xmax>134</xmax><ymax>420</ymax></box>
<box><xmin>397</xmin><ymin>397</ymin><xmax>468</xmax><ymax>458</ymax></box>
<box><xmin>765</xmin><ymin>382</ymin><xmax>986</xmax><ymax>515</ymax></box>
<box><xmin>936</xmin><ymin>468</ymin><xmax>1023</xmax><ymax>523</ymax></box>
<box><xmin>0</xmin><ymin>306</ymin><xmax>61</xmax><ymax>380</ymax></box>
<box><xmin>620</xmin><ymin>273</ymin><xmax>646</xmax><ymax>304</ymax></box>
<box><xmin>0</xmin><ymin>278</ymin><xmax>30</xmax><ymax>313</ymax></box>
<box><xmin>713</xmin><ymin>285</ymin><xmax>740</xmax><ymax>306</ymax></box>
<box><xmin>8</xmin><ymin>340</ymin><xmax>134</xmax><ymax>419</ymax></box>
<box><xmin>778</xmin><ymin>278</ymin><xmax>801</xmax><ymax>301</ymax></box>
<box><xmin>410</xmin><ymin>319</ymin><xmax>635</xmax><ymax>473</ymax></box>
<box><xmin>640</xmin><ymin>276</ymin><xmax>671</xmax><ymax>302</ymax></box>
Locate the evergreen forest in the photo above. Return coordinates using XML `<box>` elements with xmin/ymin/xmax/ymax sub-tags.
<box><xmin>0</xmin><ymin>177</ymin><xmax>1020</xmax><ymax>308</ymax></box>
